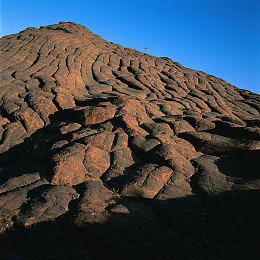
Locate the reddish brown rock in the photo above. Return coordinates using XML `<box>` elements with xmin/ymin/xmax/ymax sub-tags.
<box><xmin>102</xmin><ymin>147</ymin><xmax>136</xmax><ymax>183</ymax></box>
<box><xmin>183</xmin><ymin>116</ymin><xmax>216</xmax><ymax>131</ymax></box>
<box><xmin>63</xmin><ymin>105</ymin><xmax>117</xmax><ymax>126</ymax></box>
<box><xmin>58</xmin><ymin>122</ymin><xmax>82</xmax><ymax>135</ymax></box>
<box><xmin>83</xmin><ymin>146</ymin><xmax>110</xmax><ymax>178</ymax></box>
<box><xmin>155</xmin><ymin>172</ymin><xmax>194</xmax><ymax>200</ymax></box>
<box><xmin>159</xmin><ymin>117</ymin><xmax>195</xmax><ymax>134</ymax></box>
<box><xmin>119</xmin><ymin>114</ymin><xmax>149</xmax><ymax>136</ymax></box>
<box><xmin>121</xmin><ymin>164</ymin><xmax>173</xmax><ymax>198</ymax></box>
<box><xmin>0</xmin><ymin>21</ymin><xmax>259</xmax><ymax>259</ymax></box>
<box><xmin>69</xmin><ymin>128</ymin><xmax>98</xmax><ymax>141</ymax></box>
<box><xmin>24</xmin><ymin>92</ymin><xmax>58</xmax><ymax>124</ymax></box>
<box><xmin>149</xmin><ymin>144</ymin><xmax>195</xmax><ymax>178</ymax></box>
<box><xmin>0</xmin><ymin>121</ymin><xmax>28</xmax><ymax>153</ymax></box>
<box><xmin>52</xmin><ymin>86</ymin><xmax>75</xmax><ymax>109</ymax></box>
<box><xmin>12</xmin><ymin>107</ymin><xmax>44</xmax><ymax>133</ymax></box>
<box><xmin>50</xmin><ymin>143</ymin><xmax>89</xmax><ymax>185</ymax></box>
<box><xmin>83</xmin><ymin>131</ymin><xmax>116</xmax><ymax>151</ymax></box>
<box><xmin>142</xmin><ymin>122</ymin><xmax>174</xmax><ymax>135</ymax></box>
<box><xmin>154</xmin><ymin>133</ymin><xmax>201</xmax><ymax>159</ymax></box>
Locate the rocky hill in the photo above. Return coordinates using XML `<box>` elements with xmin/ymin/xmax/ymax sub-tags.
<box><xmin>0</xmin><ymin>22</ymin><xmax>259</xmax><ymax>259</ymax></box>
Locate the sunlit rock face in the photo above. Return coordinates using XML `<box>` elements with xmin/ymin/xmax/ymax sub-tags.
<box><xmin>0</xmin><ymin>22</ymin><xmax>259</xmax><ymax>259</ymax></box>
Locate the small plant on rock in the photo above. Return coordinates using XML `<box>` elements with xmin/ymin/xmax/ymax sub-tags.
<box><xmin>112</xmin><ymin>187</ymin><xmax>120</xmax><ymax>199</ymax></box>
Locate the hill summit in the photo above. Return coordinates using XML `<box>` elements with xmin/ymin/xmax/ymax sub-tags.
<box><xmin>0</xmin><ymin>22</ymin><xmax>259</xmax><ymax>259</ymax></box>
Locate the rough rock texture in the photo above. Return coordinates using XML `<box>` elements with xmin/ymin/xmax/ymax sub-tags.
<box><xmin>0</xmin><ymin>22</ymin><xmax>259</xmax><ymax>259</ymax></box>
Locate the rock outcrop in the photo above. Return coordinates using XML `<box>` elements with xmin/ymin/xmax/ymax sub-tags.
<box><xmin>0</xmin><ymin>22</ymin><xmax>259</xmax><ymax>259</ymax></box>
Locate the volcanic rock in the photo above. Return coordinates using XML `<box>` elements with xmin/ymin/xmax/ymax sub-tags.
<box><xmin>0</xmin><ymin>22</ymin><xmax>259</xmax><ymax>259</ymax></box>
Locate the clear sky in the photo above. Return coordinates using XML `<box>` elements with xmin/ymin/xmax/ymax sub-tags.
<box><xmin>1</xmin><ymin>0</ymin><xmax>259</xmax><ymax>93</ymax></box>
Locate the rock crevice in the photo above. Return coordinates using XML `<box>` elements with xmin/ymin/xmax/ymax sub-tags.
<box><xmin>0</xmin><ymin>22</ymin><xmax>259</xmax><ymax>259</ymax></box>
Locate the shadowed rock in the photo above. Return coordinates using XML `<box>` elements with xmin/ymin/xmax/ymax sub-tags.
<box><xmin>0</xmin><ymin>21</ymin><xmax>259</xmax><ymax>259</ymax></box>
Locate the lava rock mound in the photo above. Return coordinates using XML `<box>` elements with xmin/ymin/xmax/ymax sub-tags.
<box><xmin>0</xmin><ymin>22</ymin><xmax>259</xmax><ymax>259</ymax></box>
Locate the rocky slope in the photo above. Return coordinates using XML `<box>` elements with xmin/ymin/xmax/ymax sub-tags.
<box><xmin>0</xmin><ymin>22</ymin><xmax>259</xmax><ymax>259</ymax></box>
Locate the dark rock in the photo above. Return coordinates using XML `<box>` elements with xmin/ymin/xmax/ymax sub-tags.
<box><xmin>130</xmin><ymin>135</ymin><xmax>160</xmax><ymax>153</ymax></box>
<box><xmin>0</xmin><ymin>179</ymin><xmax>48</xmax><ymax>232</ymax></box>
<box><xmin>180</xmin><ymin>131</ymin><xmax>260</xmax><ymax>155</ymax></box>
<box><xmin>149</xmin><ymin>144</ymin><xmax>195</xmax><ymax>178</ymax></box>
<box><xmin>0</xmin><ymin>21</ymin><xmax>259</xmax><ymax>259</ymax></box>
<box><xmin>183</xmin><ymin>115</ymin><xmax>216</xmax><ymax>131</ymax></box>
<box><xmin>0</xmin><ymin>173</ymin><xmax>41</xmax><ymax>194</ymax></box>
<box><xmin>191</xmin><ymin>155</ymin><xmax>233</xmax><ymax>195</ymax></box>
<box><xmin>72</xmin><ymin>180</ymin><xmax>114</xmax><ymax>225</ymax></box>
<box><xmin>62</xmin><ymin>105</ymin><xmax>117</xmax><ymax>126</ymax></box>
<box><xmin>16</xmin><ymin>185</ymin><xmax>78</xmax><ymax>227</ymax></box>
<box><xmin>121</xmin><ymin>163</ymin><xmax>173</xmax><ymax>198</ymax></box>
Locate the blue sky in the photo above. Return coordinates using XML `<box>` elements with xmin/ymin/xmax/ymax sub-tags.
<box><xmin>1</xmin><ymin>0</ymin><xmax>259</xmax><ymax>93</ymax></box>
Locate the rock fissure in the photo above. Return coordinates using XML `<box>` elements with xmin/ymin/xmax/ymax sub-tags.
<box><xmin>0</xmin><ymin>21</ymin><xmax>259</xmax><ymax>259</ymax></box>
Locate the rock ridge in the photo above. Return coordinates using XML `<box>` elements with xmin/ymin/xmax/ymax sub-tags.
<box><xmin>0</xmin><ymin>22</ymin><xmax>259</xmax><ymax>259</ymax></box>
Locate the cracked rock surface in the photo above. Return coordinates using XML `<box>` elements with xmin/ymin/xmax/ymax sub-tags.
<box><xmin>0</xmin><ymin>22</ymin><xmax>259</xmax><ymax>259</ymax></box>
